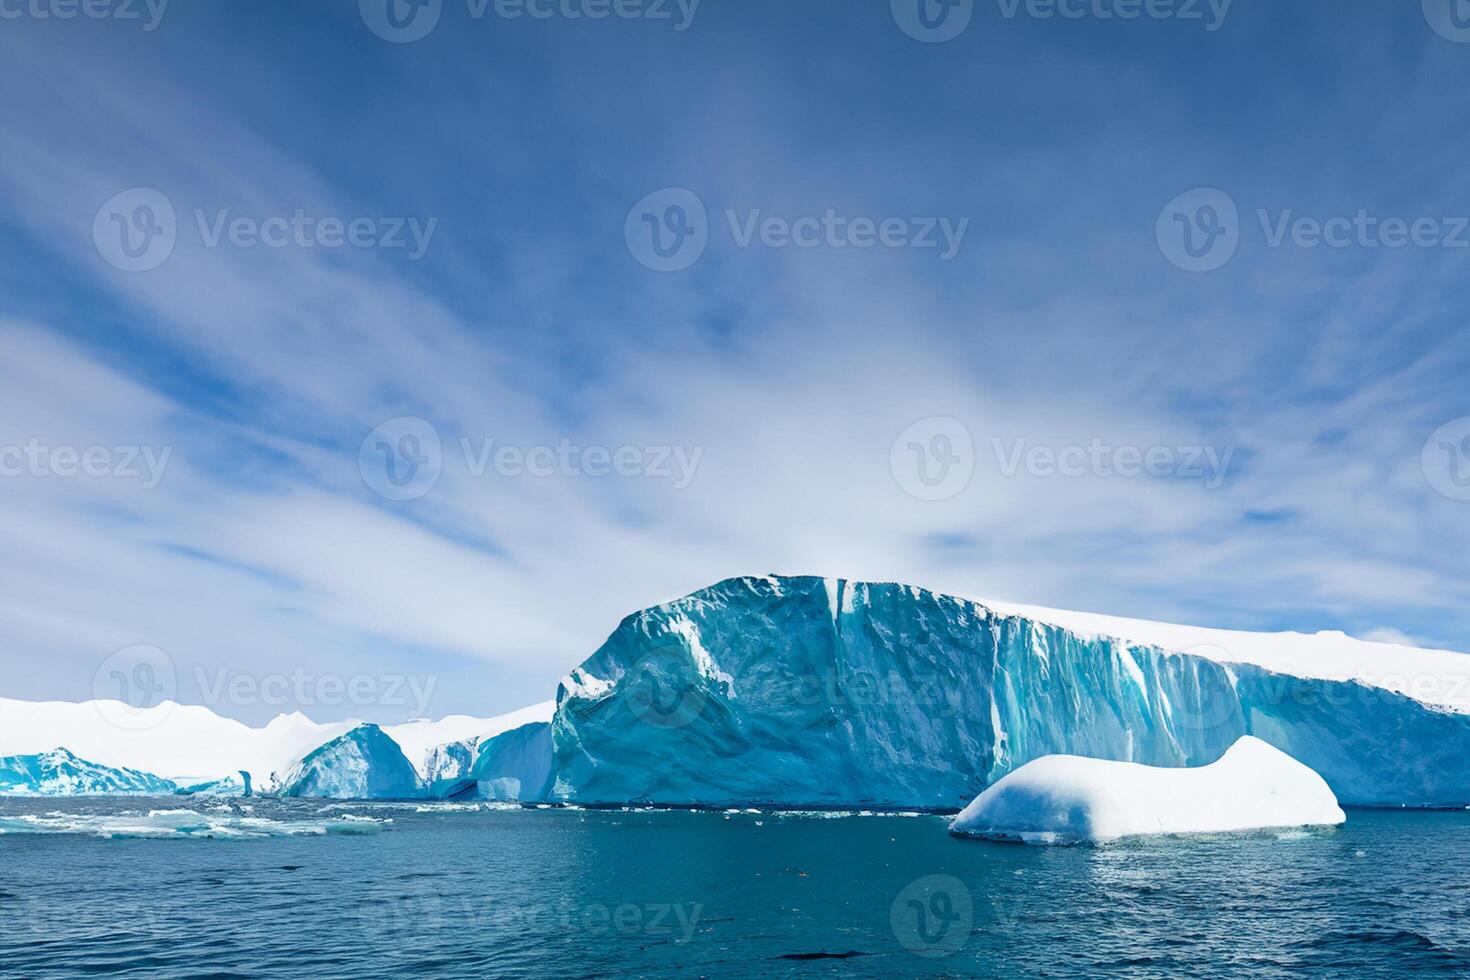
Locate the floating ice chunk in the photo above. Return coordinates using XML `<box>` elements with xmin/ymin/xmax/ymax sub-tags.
<box><xmin>950</xmin><ymin>736</ymin><xmax>1345</xmax><ymax>844</ymax></box>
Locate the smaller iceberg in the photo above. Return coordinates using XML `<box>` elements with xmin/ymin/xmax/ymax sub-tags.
<box><xmin>950</xmin><ymin>736</ymin><xmax>1346</xmax><ymax>844</ymax></box>
<box><xmin>0</xmin><ymin>748</ymin><xmax>177</xmax><ymax>797</ymax></box>
<box><xmin>425</xmin><ymin>722</ymin><xmax>553</xmax><ymax>801</ymax></box>
<box><xmin>175</xmin><ymin>771</ymin><xmax>252</xmax><ymax>797</ymax></box>
<box><xmin>277</xmin><ymin>724</ymin><xmax>422</xmax><ymax>799</ymax></box>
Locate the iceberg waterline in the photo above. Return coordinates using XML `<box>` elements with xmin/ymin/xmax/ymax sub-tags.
<box><xmin>4</xmin><ymin>575</ymin><xmax>1468</xmax><ymax>806</ymax></box>
<box><xmin>949</xmin><ymin>736</ymin><xmax>1347</xmax><ymax>844</ymax></box>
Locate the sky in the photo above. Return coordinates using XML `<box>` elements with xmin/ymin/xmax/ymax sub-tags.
<box><xmin>1</xmin><ymin>0</ymin><xmax>1469</xmax><ymax>725</ymax></box>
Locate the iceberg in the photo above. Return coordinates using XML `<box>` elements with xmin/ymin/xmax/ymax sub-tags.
<box><xmin>175</xmin><ymin>771</ymin><xmax>252</xmax><ymax>797</ymax></box>
<box><xmin>426</xmin><ymin>722</ymin><xmax>554</xmax><ymax>801</ymax></box>
<box><xmin>551</xmin><ymin>575</ymin><xmax>1470</xmax><ymax>808</ymax></box>
<box><xmin>276</xmin><ymin>724</ymin><xmax>423</xmax><ymax>799</ymax></box>
<box><xmin>949</xmin><ymin>736</ymin><xmax>1346</xmax><ymax>843</ymax></box>
<box><xmin>0</xmin><ymin>748</ymin><xmax>177</xmax><ymax>797</ymax></box>
<box><xmin>423</xmin><ymin>738</ymin><xmax>478</xmax><ymax>797</ymax></box>
<box><xmin>388</xmin><ymin>701</ymin><xmax>555</xmax><ymax>782</ymax></box>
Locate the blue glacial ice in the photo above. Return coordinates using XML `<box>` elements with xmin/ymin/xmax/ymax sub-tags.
<box><xmin>0</xmin><ymin>747</ymin><xmax>178</xmax><ymax>797</ymax></box>
<box><xmin>277</xmin><ymin>724</ymin><xmax>422</xmax><ymax>799</ymax></box>
<box><xmin>550</xmin><ymin>575</ymin><xmax>1470</xmax><ymax>808</ymax></box>
<box><xmin>425</xmin><ymin>722</ymin><xmax>554</xmax><ymax>801</ymax></box>
<box><xmin>175</xmin><ymin>771</ymin><xmax>253</xmax><ymax>797</ymax></box>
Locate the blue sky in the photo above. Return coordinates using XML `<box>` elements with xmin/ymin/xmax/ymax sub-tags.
<box><xmin>1</xmin><ymin>0</ymin><xmax>1469</xmax><ymax>723</ymax></box>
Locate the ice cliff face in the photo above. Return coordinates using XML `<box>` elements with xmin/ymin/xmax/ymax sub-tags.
<box><xmin>277</xmin><ymin>724</ymin><xmax>422</xmax><ymax>799</ymax></box>
<box><xmin>551</xmin><ymin>576</ymin><xmax>1470</xmax><ymax>807</ymax></box>
<box><xmin>0</xmin><ymin>748</ymin><xmax>178</xmax><ymax>796</ymax></box>
<box><xmin>426</xmin><ymin>722</ymin><xmax>554</xmax><ymax>801</ymax></box>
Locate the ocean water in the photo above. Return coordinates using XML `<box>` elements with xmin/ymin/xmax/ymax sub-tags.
<box><xmin>2</xmin><ymin>800</ymin><xmax>1468</xmax><ymax>978</ymax></box>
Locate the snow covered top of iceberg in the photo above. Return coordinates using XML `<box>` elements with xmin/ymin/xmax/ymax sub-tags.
<box><xmin>976</xmin><ymin>596</ymin><xmax>1470</xmax><ymax>713</ymax></box>
<box><xmin>950</xmin><ymin>736</ymin><xmax>1346</xmax><ymax>844</ymax></box>
<box><xmin>572</xmin><ymin>574</ymin><xmax>1470</xmax><ymax>714</ymax></box>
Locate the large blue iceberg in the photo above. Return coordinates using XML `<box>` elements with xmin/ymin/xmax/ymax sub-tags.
<box><xmin>550</xmin><ymin>575</ymin><xmax>1470</xmax><ymax>807</ymax></box>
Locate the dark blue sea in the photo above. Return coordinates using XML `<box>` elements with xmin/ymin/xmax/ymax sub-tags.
<box><xmin>2</xmin><ymin>800</ymin><xmax>1467</xmax><ymax>977</ymax></box>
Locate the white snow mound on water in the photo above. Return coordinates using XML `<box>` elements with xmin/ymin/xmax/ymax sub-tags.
<box><xmin>950</xmin><ymin>736</ymin><xmax>1346</xmax><ymax>844</ymax></box>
